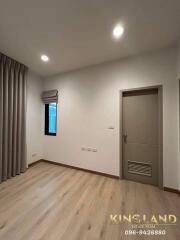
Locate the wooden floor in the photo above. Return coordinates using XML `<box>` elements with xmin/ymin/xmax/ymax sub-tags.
<box><xmin>0</xmin><ymin>162</ymin><xmax>179</xmax><ymax>240</ymax></box>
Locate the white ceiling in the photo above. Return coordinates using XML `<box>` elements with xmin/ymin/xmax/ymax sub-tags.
<box><xmin>0</xmin><ymin>0</ymin><xmax>180</xmax><ymax>77</ymax></box>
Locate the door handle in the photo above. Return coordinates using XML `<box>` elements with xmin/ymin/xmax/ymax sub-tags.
<box><xmin>123</xmin><ymin>133</ymin><xmax>128</xmax><ymax>143</ymax></box>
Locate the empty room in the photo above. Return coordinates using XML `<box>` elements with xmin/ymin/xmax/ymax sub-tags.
<box><xmin>0</xmin><ymin>0</ymin><xmax>180</xmax><ymax>239</ymax></box>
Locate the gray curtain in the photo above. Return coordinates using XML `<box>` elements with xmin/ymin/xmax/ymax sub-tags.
<box><xmin>42</xmin><ymin>90</ymin><xmax>58</xmax><ymax>103</ymax></box>
<box><xmin>0</xmin><ymin>53</ymin><xmax>27</xmax><ymax>183</ymax></box>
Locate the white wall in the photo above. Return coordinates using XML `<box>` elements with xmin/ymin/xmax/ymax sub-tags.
<box><xmin>27</xmin><ymin>70</ymin><xmax>44</xmax><ymax>164</ymax></box>
<box><xmin>42</xmin><ymin>47</ymin><xmax>179</xmax><ymax>189</ymax></box>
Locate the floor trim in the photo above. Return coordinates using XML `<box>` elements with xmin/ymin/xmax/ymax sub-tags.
<box><xmin>28</xmin><ymin>160</ymin><xmax>180</xmax><ymax>195</ymax></box>
<box><xmin>164</xmin><ymin>187</ymin><xmax>180</xmax><ymax>196</ymax></box>
<box><xmin>28</xmin><ymin>159</ymin><xmax>43</xmax><ymax>167</ymax></box>
<box><xmin>29</xmin><ymin>159</ymin><xmax>119</xmax><ymax>179</ymax></box>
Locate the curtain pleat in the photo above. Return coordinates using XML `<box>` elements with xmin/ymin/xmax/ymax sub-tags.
<box><xmin>8</xmin><ymin>61</ymin><xmax>14</xmax><ymax>178</ymax></box>
<box><xmin>0</xmin><ymin>53</ymin><xmax>27</xmax><ymax>182</ymax></box>
<box><xmin>12</xmin><ymin>63</ymin><xmax>18</xmax><ymax>177</ymax></box>
<box><xmin>21</xmin><ymin>68</ymin><xmax>27</xmax><ymax>172</ymax></box>
<box><xmin>2</xmin><ymin>57</ymin><xmax>9</xmax><ymax>180</ymax></box>
<box><xmin>0</xmin><ymin>55</ymin><xmax>3</xmax><ymax>183</ymax></box>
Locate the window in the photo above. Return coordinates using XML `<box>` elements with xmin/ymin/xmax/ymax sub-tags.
<box><xmin>45</xmin><ymin>102</ymin><xmax>57</xmax><ymax>136</ymax></box>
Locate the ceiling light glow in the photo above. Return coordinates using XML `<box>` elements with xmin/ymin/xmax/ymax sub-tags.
<box><xmin>41</xmin><ymin>55</ymin><xmax>49</xmax><ymax>62</ymax></box>
<box><xmin>113</xmin><ymin>25</ymin><xmax>124</xmax><ymax>39</ymax></box>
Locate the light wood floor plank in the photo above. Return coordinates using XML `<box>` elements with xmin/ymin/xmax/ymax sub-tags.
<box><xmin>0</xmin><ymin>162</ymin><xmax>179</xmax><ymax>240</ymax></box>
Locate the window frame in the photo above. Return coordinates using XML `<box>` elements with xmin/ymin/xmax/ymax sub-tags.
<box><xmin>45</xmin><ymin>103</ymin><xmax>57</xmax><ymax>136</ymax></box>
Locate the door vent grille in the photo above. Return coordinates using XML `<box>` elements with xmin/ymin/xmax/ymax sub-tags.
<box><xmin>128</xmin><ymin>161</ymin><xmax>152</xmax><ymax>177</ymax></box>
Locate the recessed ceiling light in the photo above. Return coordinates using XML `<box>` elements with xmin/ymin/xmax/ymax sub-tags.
<box><xmin>41</xmin><ymin>55</ymin><xmax>49</xmax><ymax>62</ymax></box>
<box><xmin>113</xmin><ymin>25</ymin><xmax>124</xmax><ymax>39</ymax></box>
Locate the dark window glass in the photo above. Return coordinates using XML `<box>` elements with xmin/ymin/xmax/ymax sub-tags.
<box><xmin>45</xmin><ymin>103</ymin><xmax>57</xmax><ymax>136</ymax></box>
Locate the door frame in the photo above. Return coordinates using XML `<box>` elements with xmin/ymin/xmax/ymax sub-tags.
<box><xmin>119</xmin><ymin>85</ymin><xmax>163</xmax><ymax>188</ymax></box>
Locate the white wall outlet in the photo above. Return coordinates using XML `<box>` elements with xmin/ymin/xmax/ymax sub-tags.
<box><xmin>81</xmin><ymin>147</ymin><xmax>97</xmax><ymax>152</ymax></box>
<box><xmin>32</xmin><ymin>153</ymin><xmax>37</xmax><ymax>157</ymax></box>
<box><xmin>108</xmin><ymin>126</ymin><xmax>115</xmax><ymax>130</ymax></box>
<box><xmin>92</xmin><ymin>148</ymin><xmax>97</xmax><ymax>152</ymax></box>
